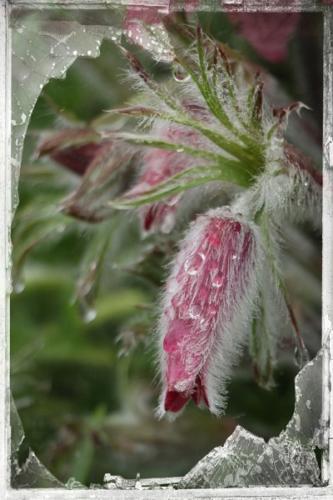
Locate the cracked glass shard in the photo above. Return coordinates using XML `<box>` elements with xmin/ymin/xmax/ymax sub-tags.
<box><xmin>180</xmin><ymin>351</ymin><xmax>323</xmax><ymax>488</ymax></box>
<box><xmin>11</xmin><ymin>13</ymin><xmax>122</xmax><ymax>211</ymax></box>
<box><xmin>11</xmin><ymin>396</ymin><xmax>63</xmax><ymax>488</ymax></box>
<box><xmin>11</xmin><ymin>9</ymin><xmax>173</xmax><ymax>213</ymax></box>
<box><xmin>11</xmin><ymin>396</ymin><xmax>86</xmax><ymax>489</ymax></box>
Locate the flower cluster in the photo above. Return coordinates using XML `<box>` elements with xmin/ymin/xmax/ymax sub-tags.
<box><xmin>36</xmin><ymin>20</ymin><xmax>321</xmax><ymax>418</ymax></box>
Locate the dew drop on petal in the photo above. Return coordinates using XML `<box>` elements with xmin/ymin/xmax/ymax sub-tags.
<box><xmin>189</xmin><ymin>304</ymin><xmax>201</xmax><ymax>319</ymax></box>
<box><xmin>173</xmin><ymin>65</ymin><xmax>191</xmax><ymax>82</ymax></box>
<box><xmin>212</xmin><ymin>275</ymin><xmax>223</xmax><ymax>288</ymax></box>
<box><xmin>184</xmin><ymin>252</ymin><xmax>206</xmax><ymax>276</ymax></box>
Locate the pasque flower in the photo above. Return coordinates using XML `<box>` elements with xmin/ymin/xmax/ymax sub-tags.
<box><xmin>35</xmin><ymin>25</ymin><xmax>318</xmax><ymax>420</ymax></box>
<box><xmin>158</xmin><ymin>207</ymin><xmax>261</xmax><ymax>417</ymax></box>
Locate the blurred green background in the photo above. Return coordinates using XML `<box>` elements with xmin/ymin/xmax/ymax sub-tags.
<box><xmin>11</xmin><ymin>11</ymin><xmax>323</xmax><ymax>486</ymax></box>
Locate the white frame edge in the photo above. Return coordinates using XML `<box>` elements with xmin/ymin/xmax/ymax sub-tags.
<box><xmin>322</xmin><ymin>4</ymin><xmax>333</xmax><ymax>487</ymax></box>
<box><xmin>1</xmin><ymin>1</ymin><xmax>333</xmax><ymax>498</ymax></box>
<box><xmin>0</xmin><ymin>0</ymin><xmax>11</xmax><ymax>497</ymax></box>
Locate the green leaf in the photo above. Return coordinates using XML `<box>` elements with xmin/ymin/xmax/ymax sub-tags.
<box><xmin>12</xmin><ymin>202</ymin><xmax>73</xmax><ymax>288</ymax></box>
<box><xmin>110</xmin><ymin>164</ymin><xmax>249</xmax><ymax>210</ymax></box>
<box><xmin>109</xmin><ymin>103</ymin><xmax>258</xmax><ymax>170</ymax></box>
<box><xmin>108</xmin><ymin>131</ymin><xmax>234</xmax><ymax>165</ymax></box>
<box><xmin>196</xmin><ymin>26</ymin><xmax>234</xmax><ymax>133</ymax></box>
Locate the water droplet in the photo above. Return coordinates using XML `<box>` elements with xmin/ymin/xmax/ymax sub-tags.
<box><xmin>14</xmin><ymin>281</ymin><xmax>25</xmax><ymax>294</ymax></box>
<box><xmin>212</xmin><ymin>275</ymin><xmax>223</xmax><ymax>288</ymax></box>
<box><xmin>184</xmin><ymin>252</ymin><xmax>205</xmax><ymax>276</ymax></box>
<box><xmin>84</xmin><ymin>308</ymin><xmax>97</xmax><ymax>323</ymax></box>
<box><xmin>232</xmin><ymin>254</ymin><xmax>238</xmax><ymax>261</ymax></box>
<box><xmin>189</xmin><ymin>304</ymin><xmax>201</xmax><ymax>319</ymax></box>
<box><xmin>304</xmin><ymin>181</ymin><xmax>309</xmax><ymax>187</ymax></box>
<box><xmin>176</xmin><ymin>147</ymin><xmax>184</xmax><ymax>153</ymax></box>
<box><xmin>173</xmin><ymin>64</ymin><xmax>190</xmax><ymax>82</ymax></box>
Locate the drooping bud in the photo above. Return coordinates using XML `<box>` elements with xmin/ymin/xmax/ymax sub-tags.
<box><xmin>158</xmin><ymin>207</ymin><xmax>261</xmax><ymax>417</ymax></box>
<box><xmin>38</xmin><ymin>128</ymin><xmax>112</xmax><ymax>176</ymax></box>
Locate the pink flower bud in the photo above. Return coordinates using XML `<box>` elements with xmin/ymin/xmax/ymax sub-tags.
<box><xmin>38</xmin><ymin>128</ymin><xmax>112</xmax><ymax>176</ymax></box>
<box><xmin>158</xmin><ymin>208</ymin><xmax>261</xmax><ymax>417</ymax></box>
<box><xmin>128</xmin><ymin>121</ymin><xmax>206</xmax><ymax>233</ymax></box>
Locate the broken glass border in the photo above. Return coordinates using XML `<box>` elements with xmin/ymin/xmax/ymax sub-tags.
<box><xmin>1</xmin><ymin>0</ymin><xmax>333</xmax><ymax>498</ymax></box>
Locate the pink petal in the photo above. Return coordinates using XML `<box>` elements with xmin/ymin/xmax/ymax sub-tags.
<box><xmin>159</xmin><ymin>208</ymin><xmax>259</xmax><ymax>416</ymax></box>
<box><xmin>51</xmin><ymin>143</ymin><xmax>107</xmax><ymax>176</ymax></box>
<box><xmin>38</xmin><ymin>128</ymin><xmax>104</xmax><ymax>176</ymax></box>
<box><xmin>164</xmin><ymin>390</ymin><xmax>190</xmax><ymax>412</ymax></box>
<box><xmin>127</xmin><ymin>120</ymin><xmax>207</xmax><ymax>234</ymax></box>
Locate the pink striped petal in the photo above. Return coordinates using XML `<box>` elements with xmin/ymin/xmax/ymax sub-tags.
<box><xmin>158</xmin><ymin>208</ymin><xmax>260</xmax><ymax>416</ymax></box>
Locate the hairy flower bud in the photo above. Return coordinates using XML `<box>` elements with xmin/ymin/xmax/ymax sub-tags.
<box><xmin>38</xmin><ymin>128</ymin><xmax>113</xmax><ymax>176</ymax></box>
<box><xmin>128</xmin><ymin>121</ymin><xmax>206</xmax><ymax>233</ymax></box>
<box><xmin>158</xmin><ymin>207</ymin><xmax>261</xmax><ymax>417</ymax></box>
